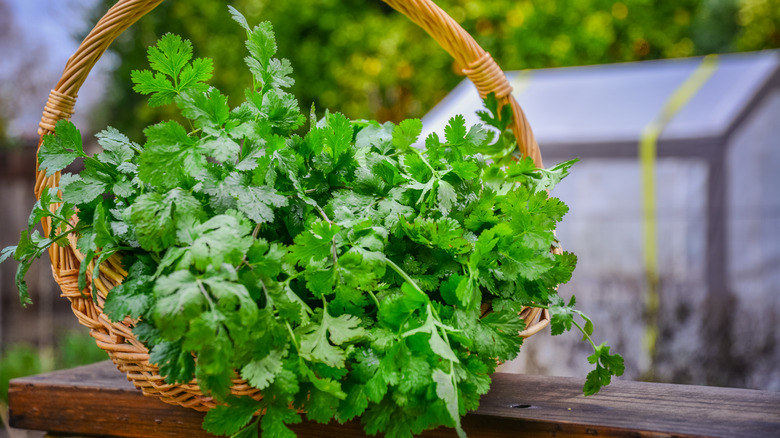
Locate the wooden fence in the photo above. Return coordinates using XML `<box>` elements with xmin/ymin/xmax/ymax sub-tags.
<box><xmin>0</xmin><ymin>144</ymin><xmax>82</xmax><ymax>352</ymax></box>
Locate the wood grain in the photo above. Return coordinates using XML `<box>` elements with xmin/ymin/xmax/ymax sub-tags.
<box><xmin>9</xmin><ymin>361</ymin><xmax>780</xmax><ymax>437</ymax></box>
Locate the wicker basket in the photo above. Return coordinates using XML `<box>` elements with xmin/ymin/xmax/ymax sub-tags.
<box><xmin>35</xmin><ymin>0</ymin><xmax>551</xmax><ymax>412</ymax></box>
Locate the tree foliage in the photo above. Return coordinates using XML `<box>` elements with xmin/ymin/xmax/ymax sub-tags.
<box><xmin>90</xmin><ymin>0</ymin><xmax>780</xmax><ymax>137</ymax></box>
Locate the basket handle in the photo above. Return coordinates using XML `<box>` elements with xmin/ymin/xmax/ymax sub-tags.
<box><xmin>34</xmin><ymin>0</ymin><xmax>549</xmax><ymax>338</ymax></box>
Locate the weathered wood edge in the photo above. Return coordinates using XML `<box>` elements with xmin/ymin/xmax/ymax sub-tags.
<box><xmin>9</xmin><ymin>361</ymin><xmax>780</xmax><ymax>438</ymax></box>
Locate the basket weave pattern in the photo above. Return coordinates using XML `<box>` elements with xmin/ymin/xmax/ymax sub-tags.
<box><xmin>35</xmin><ymin>0</ymin><xmax>551</xmax><ymax>411</ymax></box>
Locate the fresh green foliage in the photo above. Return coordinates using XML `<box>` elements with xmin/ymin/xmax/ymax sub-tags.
<box><xmin>131</xmin><ymin>33</ymin><xmax>214</xmax><ymax>107</ymax></box>
<box><xmin>3</xmin><ymin>10</ymin><xmax>622</xmax><ymax>438</ymax></box>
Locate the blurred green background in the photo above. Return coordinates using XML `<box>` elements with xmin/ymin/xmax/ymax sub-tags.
<box><xmin>90</xmin><ymin>0</ymin><xmax>780</xmax><ymax>139</ymax></box>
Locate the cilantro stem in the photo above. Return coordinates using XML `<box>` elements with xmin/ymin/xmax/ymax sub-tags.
<box><xmin>314</xmin><ymin>205</ymin><xmax>332</xmax><ymax>224</ymax></box>
<box><xmin>331</xmin><ymin>241</ymin><xmax>340</xmax><ymax>274</ymax></box>
<box><xmin>129</xmin><ymin>143</ymin><xmax>144</xmax><ymax>155</ymax></box>
<box><xmin>525</xmin><ymin>303</ymin><xmax>549</xmax><ymax>309</ymax></box>
<box><xmin>384</xmin><ymin>258</ymin><xmax>424</xmax><ymax>295</ymax></box>
<box><xmin>367</xmin><ymin>290</ymin><xmax>381</xmax><ymax>310</ymax></box>
<box><xmin>83</xmin><ymin>156</ymin><xmax>116</xmax><ymax>176</ymax></box>
<box><xmin>281</xmin><ymin>271</ymin><xmax>303</xmax><ymax>284</ymax></box>
<box><xmin>46</xmin><ymin>222</ymin><xmax>87</xmax><ymax>246</ymax></box>
<box><xmin>238</xmin><ymin>223</ymin><xmax>264</xmax><ymax>270</ymax></box>
<box><xmin>411</xmin><ymin>148</ymin><xmax>438</xmax><ymax>177</ymax></box>
<box><xmin>386</xmin><ymin>258</ymin><xmax>458</xmax><ymax>351</ymax></box>
<box><xmin>573</xmin><ymin>320</ymin><xmax>598</xmax><ymax>350</ymax></box>
<box><xmin>196</xmin><ymin>279</ymin><xmax>216</xmax><ymax>309</ymax></box>
<box><xmin>284</xmin><ymin>321</ymin><xmax>301</xmax><ymax>352</ymax></box>
<box><xmin>258</xmin><ymin>277</ymin><xmax>270</xmax><ymax>299</ymax></box>
<box><xmin>45</xmin><ymin>210</ymin><xmax>77</xmax><ymax>229</ymax></box>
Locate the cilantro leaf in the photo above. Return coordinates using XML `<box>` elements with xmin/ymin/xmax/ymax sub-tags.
<box><xmin>27</xmin><ymin>188</ymin><xmax>75</xmax><ymax>236</ymax></box>
<box><xmin>131</xmin><ymin>69</ymin><xmax>177</xmax><ymax>107</ymax></box>
<box><xmin>241</xmin><ymin>350</ymin><xmax>285</xmax><ymax>390</ymax></box>
<box><xmin>178</xmin><ymin>214</ymin><xmax>254</xmax><ymax>270</ymax></box>
<box><xmin>246</xmin><ymin>21</ymin><xmax>277</xmax><ymax>67</ymax></box>
<box><xmin>95</xmin><ymin>127</ymin><xmax>137</xmax><ymax>166</ymax></box>
<box><xmin>536</xmin><ymin>159</ymin><xmax>579</xmax><ymax>192</ymax></box>
<box><xmin>432</xmin><ymin>369</ymin><xmax>466</xmax><ymax>438</ymax></box>
<box><xmin>549</xmin><ymin>295</ymin><xmax>577</xmax><ymax>336</ymax></box>
<box><xmin>38</xmin><ymin>120</ymin><xmax>85</xmax><ymax>176</ymax></box>
<box><xmin>262</xmin><ymin>89</ymin><xmax>305</xmax><ymax>132</ymax></box>
<box><xmin>476</xmin><ymin>92</ymin><xmax>513</xmax><ymax>132</ymax></box>
<box><xmin>129</xmin><ymin>188</ymin><xmax>204</xmax><ymax>252</ymax></box>
<box><xmin>444</xmin><ymin>115</ymin><xmax>467</xmax><ymax>146</ymax></box>
<box><xmin>176</xmin><ymin>88</ymin><xmax>230</xmax><ymax>131</ymax></box>
<box><xmin>232</xmin><ymin>179</ymin><xmax>288</xmax><ymax>224</ymax></box>
<box><xmin>467</xmin><ymin>309</ymin><xmax>526</xmax><ymax>361</ymax></box>
<box><xmin>138</xmin><ymin>121</ymin><xmax>206</xmax><ymax>189</ymax></box>
<box><xmin>299</xmin><ymin>308</ymin><xmax>366</xmax><ymax>367</ymax></box>
<box><xmin>584</xmin><ymin>343</ymin><xmax>625</xmax><ymax>396</ymax></box>
<box><xmin>228</xmin><ymin>5</ymin><xmax>251</xmax><ymax>32</ymax></box>
<box><xmin>436</xmin><ymin>180</ymin><xmax>457</xmax><ymax>217</ymax></box>
<box><xmin>152</xmin><ymin>270</ymin><xmax>208</xmax><ymax>338</ymax></box>
<box><xmin>260</xmin><ymin>404</ymin><xmax>301</xmax><ymax>438</ymax></box>
<box><xmin>148</xmin><ymin>340</ymin><xmax>196</xmax><ymax>384</ymax></box>
<box><xmin>103</xmin><ymin>259</ymin><xmax>154</xmax><ymax>322</ymax></box>
<box><xmin>132</xmin><ymin>33</ymin><xmax>212</xmax><ymax>106</ymax></box>
<box><xmin>356</xmin><ymin>121</ymin><xmax>394</xmax><ymax>152</ymax></box>
<box><xmin>392</xmin><ymin>118</ymin><xmax>423</xmax><ymax>151</ymax></box>
<box><xmin>322</xmin><ymin>112</ymin><xmax>353</xmax><ymax>163</ymax></box>
<box><xmin>203</xmin><ymin>397</ymin><xmax>260</xmax><ymax>436</ymax></box>
<box><xmin>287</xmin><ymin>221</ymin><xmax>340</xmax><ymax>266</ymax></box>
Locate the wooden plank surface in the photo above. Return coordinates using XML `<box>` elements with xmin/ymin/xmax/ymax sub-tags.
<box><xmin>9</xmin><ymin>360</ymin><xmax>780</xmax><ymax>438</ymax></box>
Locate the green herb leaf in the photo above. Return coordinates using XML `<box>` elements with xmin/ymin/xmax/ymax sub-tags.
<box><xmin>132</xmin><ymin>33</ymin><xmax>212</xmax><ymax>106</ymax></box>
<box><xmin>241</xmin><ymin>350</ymin><xmax>285</xmax><ymax>390</ymax></box>
<box><xmin>203</xmin><ymin>397</ymin><xmax>260</xmax><ymax>436</ymax></box>
<box><xmin>129</xmin><ymin>188</ymin><xmax>204</xmax><ymax>252</ymax></box>
<box><xmin>38</xmin><ymin>120</ymin><xmax>85</xmax><ymax>176</ymax></box>
<box><xmin>299</xmin><ymin>308</ymin><xmax>366</xmax><ymax>368</ymax></box>
<box><xmin>392</xmin><ymin>118</ymin><xmax>423</xmax><ymax>151</ymax></box>
<box><xmin>584</xmin><ymin>343</ymin><xmax>625</xmax><ymax>396</ymax></box>
<box><xmin>432</xmin><ymin>369</ymin><xmax>466</xmax><ymax>438</ymax></box>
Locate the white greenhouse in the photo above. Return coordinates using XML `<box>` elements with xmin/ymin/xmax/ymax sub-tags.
<box><xmin>422</xmin><ymin>51</ymin><xmax>780</xmax><ymax>390</ymax></box>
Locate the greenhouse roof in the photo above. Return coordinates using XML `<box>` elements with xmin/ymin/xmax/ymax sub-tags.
<box><xmin>421</xmin><ymin>50</ymin><xmax>780</xmax><ymax>147</ymax></box>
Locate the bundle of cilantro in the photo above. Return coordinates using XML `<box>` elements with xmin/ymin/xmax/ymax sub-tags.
<box><xmin>0</xmin><ymin>8</ymin><xmax>622</xmax><ymax>438</ymax></box>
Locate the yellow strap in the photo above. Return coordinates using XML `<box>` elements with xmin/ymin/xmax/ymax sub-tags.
<box><xmin>640</xmin><ymin>55</ymin><xmax>718</xmax><ymax>378</ymax></box>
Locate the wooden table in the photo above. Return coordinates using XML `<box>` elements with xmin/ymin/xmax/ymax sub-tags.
<box><xmin>9</xmin><ymin>361</ymin><xmax>780</xmax><ymax>437</ymax></box>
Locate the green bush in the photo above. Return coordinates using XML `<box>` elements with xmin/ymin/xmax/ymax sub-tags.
<box><xmin>0</xmin><ymin>343</ymin><xmax>39</xmax><ymax>404</ymax></box>
<box><xmin>0</xmin><ymin>331</ymin><xmax>107</xmax><ymax>403</ymax></box>
<box><xmin>90</xmin><ymin>0</ymin><xmax>778</xmax><ymax>137</ymax></box>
